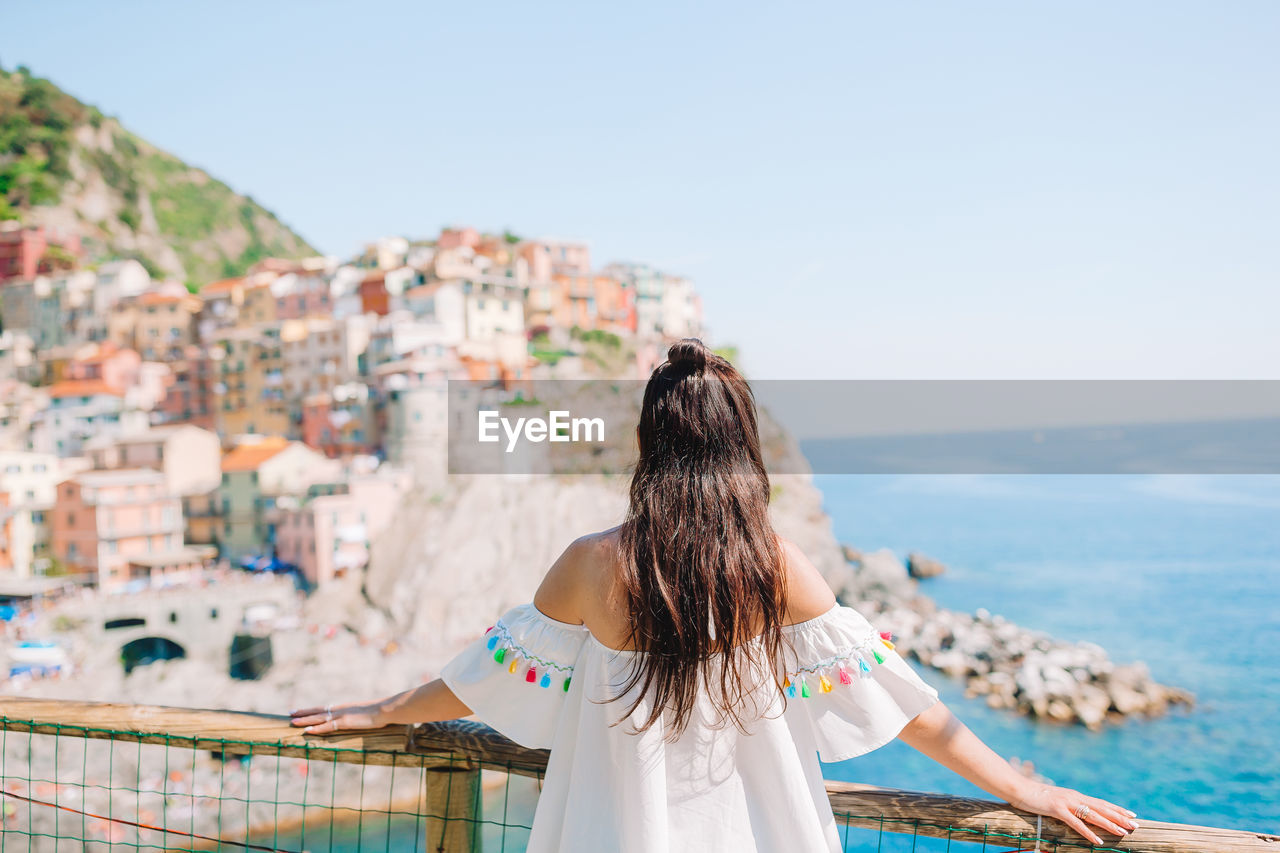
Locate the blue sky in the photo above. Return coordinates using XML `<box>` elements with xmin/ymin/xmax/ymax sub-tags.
<box><xmin>3</xmin><ymin>1</ymin><xmax>1277</xmax><ymax>379</ymax></box>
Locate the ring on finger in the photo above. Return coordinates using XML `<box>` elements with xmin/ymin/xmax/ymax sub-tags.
<box><xmin>1074</xmin><ymin>804</ymin><xmax>1092</xmax><ymax>820</ymax></box>
<box><xmin>325</xmin><ymin>704</ymin><xmax>334</xmax><ymax>722</ymax></box>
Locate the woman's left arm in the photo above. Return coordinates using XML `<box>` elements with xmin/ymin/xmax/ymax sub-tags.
<box><xmin>897</xmin><ymin>701</ymin><xmax>1139</xmax><ymax>846</ymax></box>
<box><xmin>290</xmin><ymin>678</ymin><xmax>472</xmax><ymax>734</ymax></box>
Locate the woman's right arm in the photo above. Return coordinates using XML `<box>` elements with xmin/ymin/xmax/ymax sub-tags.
<box><xmin>777</xmin><ymin>537</ymin><xmax>1138</xmax><ymax>846</ymax></box>
<box><xmin>897</xmin><ymin>701</ymin><xmax>1138</xmax><ymax>845</ymax></box>
<box><xmin>290</xmin><ymin>678</ymin><xmax>472</xmax><ymax>734</ymax></box>
<box><xmin>291</xmin><ymin>538</ymin><xmax>591</xmax><ymax>735</ymax></box>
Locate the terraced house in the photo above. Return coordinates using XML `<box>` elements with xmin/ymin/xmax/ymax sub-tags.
<box><xmin>49</xmin><ymin>468</ymin><xmax>204</xmax><ymax>588</ymax></box>
<box><xmin>216</xmin><ymin>437</ymin><xmax>338</xmax><ymax>563</ymax></box>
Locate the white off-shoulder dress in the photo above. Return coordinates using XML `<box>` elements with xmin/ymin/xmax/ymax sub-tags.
<box><xmin>440</xmin><ymin>602</ymin><xmax>940</xmax><ymax>852</ymax></box>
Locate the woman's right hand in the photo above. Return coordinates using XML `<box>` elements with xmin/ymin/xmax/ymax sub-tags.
<box><xmin>1008</xmin><ymin>783</ymin><xmax>1140</xmax><ymax>846</ymax></box>
<box><xmin>289</xmin><ymin>702</ymin><xmax>385</xmax><ymax>735</ymax></box>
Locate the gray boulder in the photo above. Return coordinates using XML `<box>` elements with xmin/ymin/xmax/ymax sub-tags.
<box><xmin>907</xmin><ymin>552</ymin><xmax>948</xmax><ymax>579</ymax></box>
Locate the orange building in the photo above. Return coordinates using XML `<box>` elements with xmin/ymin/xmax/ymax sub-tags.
<box><xmin>549</xmin><ymin>271</ymin><xmax>594</xmax><ymax>330</ymax></box>
<box><xmin>544</xmin><ymin>272</ymin><xmax>634</xmax><ymax>333</ymax></box>
<box><xmin>591</xmin><ymin>274</ymin><xmax>635</xmax><ymax>335</ymax></box>
<box><xmin>358</xmin><ymin>271</ymin><xmax>390</xmax><ymax>316</ymax></box>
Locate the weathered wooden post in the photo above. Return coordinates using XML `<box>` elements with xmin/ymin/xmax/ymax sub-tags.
<box><xmin>422</xmin><ymin>763</ymin><xmax>481</xmax><ymax>852</ymax></box>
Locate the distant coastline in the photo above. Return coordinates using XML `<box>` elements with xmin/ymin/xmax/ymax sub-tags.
<box><xmin>800</xmin><ymin>415</ymin><xmax>1280</xmax><ymax>475</ymax></box>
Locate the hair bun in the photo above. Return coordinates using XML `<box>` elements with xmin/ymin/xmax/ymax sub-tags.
<box><xmin>667</xmin><ymin>338</ymin><xmax>709</xmax><ymax>371</ymax></box>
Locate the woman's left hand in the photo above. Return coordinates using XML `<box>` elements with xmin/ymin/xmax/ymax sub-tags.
<box><xmin>1009</xmin><ymin>783</ymin><xmax>1139</xmax><ymax>846</ymax></box>
<box><xmin>289</xmin><ymin>702</ymin><xmax>384</xmax><ymax>735</ymax></box>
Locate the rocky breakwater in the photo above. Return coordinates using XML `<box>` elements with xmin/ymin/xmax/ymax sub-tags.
<box><xmin>838</xmin><ymin>547</ymin><xmax>1195</xmax><ymax>730</ymax></box>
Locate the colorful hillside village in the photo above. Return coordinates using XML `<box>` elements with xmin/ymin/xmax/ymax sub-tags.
<box><xmin>0</xmin><ymin>223</ymin><xmax>704</xmax><ymax>596</ymax></box>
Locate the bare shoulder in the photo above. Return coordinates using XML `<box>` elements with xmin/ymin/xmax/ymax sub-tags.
<box><xmin>533</xmin><ymin>527</ymin><xmax>622</xmax><ymax>625</ymax></box>
<box><xmin>778</xmin><ymin>535</ymin><xmax>838</xmax><ymax>625</ymax></box>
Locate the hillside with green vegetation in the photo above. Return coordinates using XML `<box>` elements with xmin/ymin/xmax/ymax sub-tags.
<box><xmin>0</xmin><ymin>64</ymin><xmax>315</xmax><ymax>286</ymax></box>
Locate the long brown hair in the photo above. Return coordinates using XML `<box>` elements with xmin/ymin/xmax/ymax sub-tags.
<box><xmin>613</xmin><ymin>337</ymin><xmax>787</xmax><ymax>739</ymax></box>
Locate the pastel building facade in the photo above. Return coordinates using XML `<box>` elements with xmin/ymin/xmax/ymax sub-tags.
<box><xmin>0</xmin><ymin>331</ymin><xmax>37</xmax><ymax>386</ymax></box>
<box><xmin>275</xmin><ymin>468</ymin><xmax>412</xmax><ymax>587</ymax></box>
<box><xmin>464</xmin><ymin>277</ymin><xmax>525</xmax><ymax>341</ymax></box>
<box><xmin>84</xmin><ymin>425</ymin><xmax>223</xmax><ymax>547</ymax></box>
<box><xmin>240</xmin><ymin>283</ymin><xmax>279</xmax><ymax>327</ymax></box>
<box><xmin>549</xmin><ymin>271</ymin><xmax>596</xmax><ymax>330</ymax></box>
<box><xmin>281</xmin><ymin>316</ymin><xmax>371</xmax><ymax>400</ymax></box>
<box><xmin>410</xmin><ymin>278</ymin><xmax>524</xmax><ymax>344</ymax></box>
<box><xmin>91</xmin><ymin>260</ymin><xmax>152</xmax><ymax>328</ymax></box>
<box><xmin>0</xmin><ymin>493</ymin><xmax>14</xmax><ymax>574</ymax></box>
<box><xmin>274</xmin><ymin>272</ymin><xmax>335</xmax><ymax>320</ymax></box>
<box><xmin>31</xmin><ymin>380</ymin><xmax>147</xmax><ymax>457</ymax></box>
<box><xmin>132</xmin><ymin>290</ymin><xmax>202</xmax><ymax>361</ymax></box>
<box><xmin>19</xmin><ymin>277</ymin><xmax>67</xmax><ymax>351</ymax></box>
<box><xmin>158</xmin><ymin>346</ymin><xmax>217</xmax><ymax>430</ymax></box>
<box><xmin>519</xmin><ymin>240</ymin><xmax>591</xmax><ymax>281</ymax></box>
<box><xmin>49</xmin><ymin>469</ymin><xmax>191</xmax><ymax>588</ymax></box>
<box><xmin>363</xmin><ymin>313</ymin><xmax>452</xmax><ymax>373</ymax></box>
<box><xmin>0</xmin><ymin>382</ymin><xmax>47</xmax><ymax>452</ymax></box>
<box><xmin>0</xmin><ymin>272</ymin><xmax>94</xmax><ymax>351</ymax></box>
<box><xmin>403</xmin><ymin>284</ymin><xmax>466</xmax><ymax>344</ymax></box>
<box><xmin>212</xmin><ymin>328</ymin><xmax>288</xmax><ymax>439</ymax></box>
<box><xmin>198</xmin><ymin>276</ymin><xmax>248</xmax><ymax>335</ymax></box>
<box><xmin>299</xmin><ymin>383</ymin><xmax>378</xmax><ymax>458</ymax></box>
<box><xmin>0</xmin><ymin>451</ymin><xmax>64</xmax><ymax>576</ymax></box>
<box><xmin>64</xmin><ymin>342</ymin><xmax>141</xmax><ymax>391</ymax></box>
<box><xmin>85</xmin><ymin>425</ymin><xmax>222</xmax><ymax>496</ymax></box>
<box><xmin>217</xmin><ymin>437</ymin><xmax>340</xmax><ymax>562</ymax></box>
<box><xmin>49</xmin><ymin>271</ymin><xmax>98</xmax><ymax>349</ymax></box>
<box><xmin>382</xmin><ymin>384</ymin><xmax>449</xmax><ymax>479</ymax></box>
<box><xmin>0</xmin><ymin>277</ymin><xmax>42</xmax><ymax>336</ymax></box>
<box><xmin>660</xmin><ymin>275</ymin><xmax>702</xmax><ymax>339</ymax></box>
<box><xmin>604</xmin><ymin>263</ymin><xmax>666</xmax><ymax>337</ymax></box>
<box><xmin>538</xmin><ymin>271</ymin><xmax>635</xmax><ymax>333</ymax></box>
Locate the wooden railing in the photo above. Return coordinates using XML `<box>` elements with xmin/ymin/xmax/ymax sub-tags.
<box><xmin>0</xmin><ymin>697</ymin><xmax>1275</xmax><ymax>852</ymax></box>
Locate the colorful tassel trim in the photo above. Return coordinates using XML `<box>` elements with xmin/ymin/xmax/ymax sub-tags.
<box><xmin>782</xmin><ymin>626</ymin><xmax>896</xmax><ymax>698</ymax></box>
<box><xmin>484</xmin><ymin>621</ymin><xmax>575</xmax><ymax>690</ymax></box>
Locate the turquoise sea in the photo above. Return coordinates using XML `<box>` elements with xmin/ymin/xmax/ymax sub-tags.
<box><xmin>815</xmin><ymin>474</ymin><xmax>1280</xmax><ymax>835</ymax></box>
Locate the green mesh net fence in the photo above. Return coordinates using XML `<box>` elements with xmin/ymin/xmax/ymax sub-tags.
<box><xmin>0</xmin><ymin>721</ymin><xmax>540</xmax><ymax>852</ymax></box>
<box><xmin>0</xmin><ymin>709</ymin><xmax>1213</xmax><ymax>853</ymax></box>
